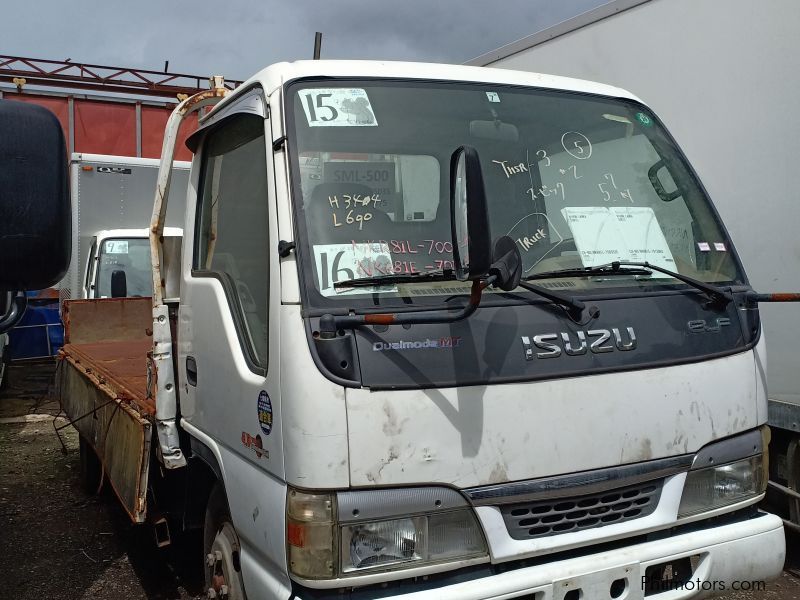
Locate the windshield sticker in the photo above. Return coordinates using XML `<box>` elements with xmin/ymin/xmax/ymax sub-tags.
<box><xmin>300</xmin><ymin>88</ymin><xmax>378</xmax><ymax>127</ymax></box>
<box><xmin>314</xmin><ymin>243</ymin><xmax>397</xmax><ymax>296</ymax></box>
<box><xmin>105</xmin><ymin>240</ymin><xmax>129</xmax><ymax>254</ymax></box>
<box><xmin>697</xmin><ymin>242</ymin><xmax>711</xmax><ymax>252</ymax></box>
<box><xmin>562</xmin><ymin>206</ymin><xmax>675</xmax><ymax>270</ymax></box>
<box><xmin>257</xmin><ymin>391</ymin><xmax>273</xmax><ymax>435</ymax></box>
<box><xmin>714</xmin><ymin>242</ymin><xmax>727</xmax><ymax>252</ymax></box>
<box><xmin>635</xmin><ymin>112</ymin><xmax>653</xmax><ymax>127</ymax></box>
<box><xmin>485</xmin><ymin>91</ymin><xmax>500</xmax><ymax>103</ymax></box>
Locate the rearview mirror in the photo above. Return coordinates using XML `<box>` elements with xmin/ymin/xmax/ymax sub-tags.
<box><xmin>450</xmin><ymin>146</ymin><xmax>492</xmax><ymax>281</ymax></box>
<box><xmin>0</xmin><ymin>101</ymin><xmax>71</xmax><ymax>291</ymax></box>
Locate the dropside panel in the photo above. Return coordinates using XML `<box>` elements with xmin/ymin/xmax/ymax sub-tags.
<box><xmin>58</xmin><ymin>297</ymin><xmax>155</xmax><ymax>523</ymax></box>
<box><xmin>58</xmin><ymin>356</ymin><xmax>152</xmax><ymax>522</ymax></box>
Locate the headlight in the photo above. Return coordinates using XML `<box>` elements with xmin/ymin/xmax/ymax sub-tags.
<box><xmin>286</xmin><ymin>486</ymin><xmax>488</xmax><ymax>581</ymax></box>
<box><xmin>678</xmin><ymin>428</ymin><xmax>769</xmax><ymax>518</ymax></box>
<box><xmin>341</xmin><ymin>509</ymin><xmax>486</xmax><ymax>574</ymax></box>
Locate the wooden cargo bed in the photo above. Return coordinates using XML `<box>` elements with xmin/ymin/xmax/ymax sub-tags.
<box><xmin>61</xmin><ymin>338</ymin><xmax>154</xmax><ymax>414</ymax></box>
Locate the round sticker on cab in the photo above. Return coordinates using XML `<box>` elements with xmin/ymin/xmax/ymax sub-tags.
<box><xmin>257</xmin><ymin>390</ymin><xmax>273</xmax><ymax>435</ymax></box>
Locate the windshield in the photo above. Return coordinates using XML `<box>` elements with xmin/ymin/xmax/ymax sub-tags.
<box><xmin>95</xmin><ymin>238</ymin><xmax>152</xmax><ymax>297</ymax></box>
<box><xmin>286</xmin><ymin>80</ymin><xmax>744</xmax><ymax>308</ymax></box>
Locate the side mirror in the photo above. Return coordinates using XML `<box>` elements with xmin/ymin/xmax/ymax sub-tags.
<box><xmin>450</xmin><ymin>146</ymin><xmax>492</xmax><ymax>281</ymax></box>
<box><xmin>110</xmin><ymin>270</ymin><xmax>128</xmax><ymax>298</ymax></box>
<box><xmin>488</xmin><ymin>235</ymin><xmax>522</xmax><ymax>291</ymax></box>
<box><xmin>0</xmin><ymin>101</ymin><xmax>71</xmax><ymax>291</ymax></box>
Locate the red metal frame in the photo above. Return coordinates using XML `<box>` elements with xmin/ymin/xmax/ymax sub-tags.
<box><xmin>0</xmin><ymin>54</ymin><xmax>242</xmax><ymax>98</ymax></box>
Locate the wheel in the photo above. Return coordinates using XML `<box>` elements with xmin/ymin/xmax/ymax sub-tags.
<box><xmin>204</xmin><ymin>483</ymin><xmax>246</xmax><ymax>599</ymax></box>
<box><xmin>79</xmin><ymin>436</ymin><xmax>102</xmax><ymax>494</ymax></box>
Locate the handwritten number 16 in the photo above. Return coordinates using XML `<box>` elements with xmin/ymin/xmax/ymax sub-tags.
<box><xmin>305</xmin><ymin>93</ymin><xmax>338</xmax><ymax>122</ymax></box>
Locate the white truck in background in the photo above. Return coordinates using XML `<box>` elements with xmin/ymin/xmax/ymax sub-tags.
<box><xmin>84</xmin><ymin>227</ymin><xmax>182</xmax><ymax>299</ymax></box>
<box><xmin>468</xmin><ymin>0</ymin><xmax>800</xmax><ymax>532</ymax></box>
<box><xmin>55</xmin><ymin>61</ymin><xmax>795</xmax><ymax>600</ymax></box>
<box><xmin>61</xmin><ymin>154</ymin><xmax>188</xmax><ymax>302</ymax></box>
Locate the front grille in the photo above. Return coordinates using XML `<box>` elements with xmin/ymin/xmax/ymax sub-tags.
<box><xmin>501</xmin><ymin>479</ymin><xmax>663</xmax><ymax>540</ymax></box>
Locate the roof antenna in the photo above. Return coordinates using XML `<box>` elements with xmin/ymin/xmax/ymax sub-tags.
<box><xmin>164</xmin><ymin>60</ymin><xmax>169</xmax><ymax>73</ymax></box>
<box><xmin>313</xmin><ymin>32</ymin><xmax>322</xmax><ymax>60</ymax></box>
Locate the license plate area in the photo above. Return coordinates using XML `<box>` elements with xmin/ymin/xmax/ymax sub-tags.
<box><xmin>554</xmin><ymin>563</ymin><xmax>642</xmax><ymax>600</ymax></box>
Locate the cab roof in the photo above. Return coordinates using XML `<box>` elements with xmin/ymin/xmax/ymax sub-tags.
<box><xmin>207</xmin><ymin>60</ymin><xmax>641</xmax><ymax>118</ymax></box>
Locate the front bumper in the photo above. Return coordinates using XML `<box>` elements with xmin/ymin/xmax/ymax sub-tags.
<box><xmin>293</xmin><ymin>511</ymin><xmax>785</xmax><ymax>600</ymax></box>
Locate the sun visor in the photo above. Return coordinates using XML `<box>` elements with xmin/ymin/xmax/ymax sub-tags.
<box><xmin>186</xmin><ymin>87</ymin><xmax>266</xmax><ymax>152</ymax></box>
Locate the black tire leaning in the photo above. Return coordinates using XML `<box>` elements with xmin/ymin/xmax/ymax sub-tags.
<box><xmin>78</xmin><ymin>435</ymin><xmax>102</xmax><ymax>494</ymax></box>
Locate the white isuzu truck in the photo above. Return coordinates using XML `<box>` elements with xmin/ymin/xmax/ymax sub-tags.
<box><xmin>57</xmin><ymin>61</ymin><xmax>791</xmax><ymax>599</ymax></box>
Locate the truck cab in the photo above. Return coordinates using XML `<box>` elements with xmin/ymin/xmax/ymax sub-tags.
<box><xmin>173</xmin><ymin>61</ymin><xmax>783</xmax><ymax>598</ymax></box>
<box><xmin>59</xmin><ymin>61</ymin><xmax>785</xmax><ymax>600</ymax></box>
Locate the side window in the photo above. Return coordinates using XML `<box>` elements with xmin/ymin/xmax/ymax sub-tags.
<box><xmin>194</xmin><ymin>114</ymin><xmax>269</xmax><ymax>368</ymax></box>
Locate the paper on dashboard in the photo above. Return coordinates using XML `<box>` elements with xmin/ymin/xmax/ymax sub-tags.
<box><xmin>560</xmin><ymin>206</ymin><xmax>675</xmax><ymax>270</ymax></box>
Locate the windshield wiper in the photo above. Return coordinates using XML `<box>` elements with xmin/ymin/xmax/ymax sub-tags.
<box><xmin>528</xmin><ymin>261</ymin><xmax>732</xmax><ymax>308</ymax></box>
<box><xmin>334</xmin><ymin>268</ymin><xmax>588</xmax><ymax>319</ymax></box>
<box><xmin>333</xmin><ymin>269</ymin><xmax>456</xmax><ymax>289</ymax></box>
<box><xmin>524</xmin><ymin>263</ymin><xmax>653</xmax><ymax>280</ymax></box>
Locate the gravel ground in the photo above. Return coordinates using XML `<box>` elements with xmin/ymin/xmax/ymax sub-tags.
<box><xmin>1</xmin><ymin>359</ymin><xmax>799</xmax><ymax>599</ymax></box>
<box><xmin>1</xmin><ymin>360</ymin><xmax>204</xmax><ymax>599</ymax></box>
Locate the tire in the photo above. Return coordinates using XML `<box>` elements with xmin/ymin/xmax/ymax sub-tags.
<box><xmin>79</xmin><ymin>436</ymin><xmax>102</xmax><ymax>494</ymax></box>
<box><xmin>0</xmin><ymin>345</ymin><xmax>10</xmax><ymax>391</ymax></box>
<box><xmin>204</xmin><ymin>483</ymin><xmax>246</xmax><ymax>600</ymax></box>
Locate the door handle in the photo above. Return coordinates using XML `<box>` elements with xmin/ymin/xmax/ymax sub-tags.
<box><xmin>186</xmin><ymin>355</ymin><xmax>198</xmax><ymax>387</ymax></box>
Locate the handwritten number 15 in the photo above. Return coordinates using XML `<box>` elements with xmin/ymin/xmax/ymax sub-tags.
<box><xmin>305</xmin><ymin>93</ymin><xmax>338</xmax><ymax>122</ymax></box>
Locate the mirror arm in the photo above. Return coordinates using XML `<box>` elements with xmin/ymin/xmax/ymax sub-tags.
<box><xmin>0</xmin><ymin>291</ymin><xmax>28</xmax><ymax>335</ymax></box>
<box><xmin>745</xmin><ymin>292</ymin><xmax>800</xmax><ymax>306</ymax></box>
<box><xmin>318</xmin><ymin>278</ymin><xmax>493</xmax><ymax>337</ymax></box>
<box><xmin>518</xmin><ymin>281</ymin><xmax>586</xmax><ymax>319</ymax></box>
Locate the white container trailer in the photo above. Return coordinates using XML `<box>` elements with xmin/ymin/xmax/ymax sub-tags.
<box><xmin>468</xmin><ymin>0</ymin><xmax>800</xmax><ymax>526</ymax></box>
<box><xmin>62</xmin><ymin>154</ymin><xmax>190</xmax><ymax>301</ymax></box>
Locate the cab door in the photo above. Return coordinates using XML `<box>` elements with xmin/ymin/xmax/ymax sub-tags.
<box><xmin>176</xmin><ymin>88</ymin><xmax>287</xmax><ymax>586</ymax></box>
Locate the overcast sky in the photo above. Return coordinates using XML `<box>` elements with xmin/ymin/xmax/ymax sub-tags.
<box><xmin>5</xmin><ymin>0</ymin><xmax>607</xmax><ymax>81</ymax></box>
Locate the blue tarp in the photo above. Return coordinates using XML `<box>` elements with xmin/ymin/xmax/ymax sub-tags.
<box><xmin>7</xmin><ymin>294</ymin><xmax>63</xmax><ymax>359</ymax></box>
